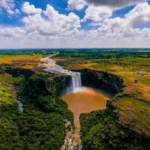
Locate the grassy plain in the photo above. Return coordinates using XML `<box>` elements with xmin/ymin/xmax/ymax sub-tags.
<box><xmin>0</xmin><ymin>54</ymin><xmax>44</xmax><ymax>69</ymax></box>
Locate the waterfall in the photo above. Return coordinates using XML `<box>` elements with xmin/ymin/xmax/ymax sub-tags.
<box><xmin>17</xmin><ymin>100</ymin><xmax>24</xmax><ymax>113</ymax></box>
<box><xmin>15</xmin><ymin>96</ymin><xmax>24</xmax><ymax>113</ymax></box>
<box><xmin>41</xmin><ymin>56</ymin><xmax>83</xmax><ymax>93</ymax></box>
<box><xmin>71</xmin><ymin>72</ymin><xmax>82</xmax><ymax>91</ymax></box>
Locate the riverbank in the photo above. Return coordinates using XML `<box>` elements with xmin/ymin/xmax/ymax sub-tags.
<box><xmin>61</xmin><ymin>87</ymin><xmax>113</xmax><ymax>150</ymax></box>
<box><xmin>40</xmin><ymin>56</ymin><xmax>83</xmax><ymax>150</ymax></box>
<box><xmin>40</xmin><ymin>56</ymin><xmax>119</xmax><ymax>150</ymax></box>
<box><xmin>62</xmin><ymin>87</ymin><xmax>113</xmax><ymax>128</ymax></box>
<box><xmin>54</xmin><ymin>50</ymin><xmax>150</xmax><ymax>149</ymax></box>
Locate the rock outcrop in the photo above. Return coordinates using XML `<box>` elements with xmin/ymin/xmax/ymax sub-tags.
<box><xmin>78</xmin><ymin>69</ymin><xmax>123</xmax><ymax>94</ymax></box>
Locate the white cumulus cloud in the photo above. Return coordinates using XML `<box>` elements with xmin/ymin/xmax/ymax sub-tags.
<box><xmin>22</xmin><ymin>4</ymin><xmax>81</xmax><ymax>38</ymax></box>
<box><xmin>83</xmin><ymin>5</ymin><xmax>112</xmax><ymax>22</ymax></box>
<box><xmin>1</xmin><ymin>1</ymin><xmax>150</xmax><ymax>48</ymax></box>
<box><xmin>67</xmin><ymin>0</ymin><xmax>86</xmax><ymax>10</ymax></box>
<box><xmin>0</xmin><ymin>0</ymin><xmax>15</xmax><ymax>14</ymax></box>
<box><xmin>0</xmin><ymin>27</ymin><xmax>26</xmax><ymax>38</ymax></box>
<box><xmin>22</xmin><ymin>2</ymin><xmax>42</xmax><ymax>14</ymax></box>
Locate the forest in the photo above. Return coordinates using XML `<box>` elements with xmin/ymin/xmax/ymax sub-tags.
<box><xmin>0</xmin><ymin>54</ymin><xmax>73</xmax><ymax>150</ymax></box>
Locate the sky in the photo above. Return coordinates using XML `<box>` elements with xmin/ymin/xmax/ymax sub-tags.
<box><xmin>0</xmin><ymin>0</ymin><xmax>150</xmax><ymax>48</ymax></box>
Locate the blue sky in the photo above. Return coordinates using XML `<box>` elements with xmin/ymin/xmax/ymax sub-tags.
<box><xmin>0</xmin><ymin>0</ymin><xmax>150</xmax><ymax>48</ymax></box>
<box><xmin>0</xmin><ymin>1</ymin><xmax>137</xmax><ymax>27</ymax></box>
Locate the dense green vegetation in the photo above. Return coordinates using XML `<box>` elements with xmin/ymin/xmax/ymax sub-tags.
<box><xmin>80</xmin><ymin>109</ymin><xmax>150</xmax><ymax>150</ymax></box>
<box><xmin>55</xmin><ymin>49</ymin><xmax>150</xmax><ymax>150</ymax></box>
<box><xmin>0</xmin><ymin>65</ymin><xmax>73</xmax><ymax>150</ymax></box>
<box><xmin>0</xmin><ymin>49</ymin><xmax>150</xmax><ymax>150</ymax></box>
<box><xmin>56</xmin><ymin>49</ymin><xmax>150</xmax><ymax>59</ymax></box>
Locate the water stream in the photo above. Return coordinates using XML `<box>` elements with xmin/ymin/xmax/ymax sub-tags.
<box><xmin>40</xmin><ymin>56</ymin><xmax>82</xmax><ymax>92</ymax></box>
<box><xmin>40</xmin><ymin>56</ymin><xmax>113</xmax><ymax>150</ymax></box>
<box><xmin>17</xmin><ymin>100</ymin><xmax>24</xmax><ymax>113</ymax></box>
<box><xmin>71</xmin><ymin>72</ymin><xmax>82</xmax><ymax>91</ymax></box>
<box><xmin>15</xmin><ymin>96</ymin><xmax>24</xmax><ymax>113</ymax></box>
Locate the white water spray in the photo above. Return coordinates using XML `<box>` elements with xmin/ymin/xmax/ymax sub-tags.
<box><xmin>71</xmin><ymin>72</ymin><xmax>82</xmax><ymax>91</ymax></box>
<box><xmin>40</xmin><ymin>56</ymin><xmax>83</xmax><ymax>92</ymax></box>
<box><xmin>15</xmin><ymin>96</ymin><xmax>24</xmax><ymax>113</ymax></box>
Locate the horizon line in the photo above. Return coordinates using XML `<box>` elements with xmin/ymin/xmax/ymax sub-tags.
<box><xmin>1</xmin><ymin>48</ymin><xmax>150</xmax><ymax>50</ymax></box>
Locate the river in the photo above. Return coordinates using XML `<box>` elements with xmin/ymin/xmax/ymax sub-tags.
<box><xmin>40</xmin><ymin>55</ymin><xmax>114</xmax><ymax>150</ymax></box>
<box><xmin>62</xmin><ymin>87</ymin><xmax>113</xmax><ymax>128</ymax></box>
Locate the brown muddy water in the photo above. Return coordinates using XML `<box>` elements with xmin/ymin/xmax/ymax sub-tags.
<box><xmin>62</xmin><ymin>87</ymin><xmax>114</xmax><ymax>128</ymax></box>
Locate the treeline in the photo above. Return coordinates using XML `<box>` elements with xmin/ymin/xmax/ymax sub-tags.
<box><xmin>0</xmin><ymin>49</ymin><xmax>54</xmax><ymax>55</ymax></box>
<box><xmin>0</xmin><ymin>65</ymin><xmax>73</xmax><ymax>150</ymax></box>
<box><xmin>1</xmin><ymin>49</ymin><xmax>150</xmax><ymax>59</ymax></box>
<box><xmin>56</xmin><ymin>50</ymin><xmax>150</xmax><ymax>59</ymax></box>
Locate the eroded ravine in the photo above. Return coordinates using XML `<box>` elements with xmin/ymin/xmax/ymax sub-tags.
<box><xmin>61</xmin><ymin>87</ymin><xmax>113</xmax><ymax>150</ymax></box>
<box><xmin>39</xmin><ymin>55</ymin><xmax>114</xmax><ymax>150</ymax></box>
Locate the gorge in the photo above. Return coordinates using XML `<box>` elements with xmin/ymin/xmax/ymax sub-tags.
<box><xmin>0</xmin><ymin>50</ymin><xmax>149</xmax><ymax>150</ymax></box>
<box><xmin>40</xmin><ymin>56</ymin><xmax>122</xmax><ymax>150</ymax></box>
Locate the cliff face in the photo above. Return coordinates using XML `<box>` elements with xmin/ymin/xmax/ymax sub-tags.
<box><xmin>0</xmin><ymin>65</ymin><xmax>34</xmax><ymax>78</ymax></box>
<box><xmin>46</xmin><ymin>75</ymin><xmax>71</xmax><ymax>97</ymax></box>
<box><xmin>78</xmin><ymin>69</ymin><xmax>150</xmax><ymax>150</ymax></box>
<box><xmin>78</xmin><ymin>69</ymin><xmax>123</xmax><ymax>94</ymax></box>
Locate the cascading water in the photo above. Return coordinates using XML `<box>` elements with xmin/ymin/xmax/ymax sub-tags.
<box><xmin>41</xmin><ymin>56</ymin><xmax>83</xmax><ymax>93</ymax></box>
<box><xmin>41</xmin><ymin>56</ymin><xmax>85</xmax><ymax>150</ymax></box>
<box><xmin>71</xmin><ymin>72</ymin><xmax>82</xmax><ymax>91</ymax></box>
